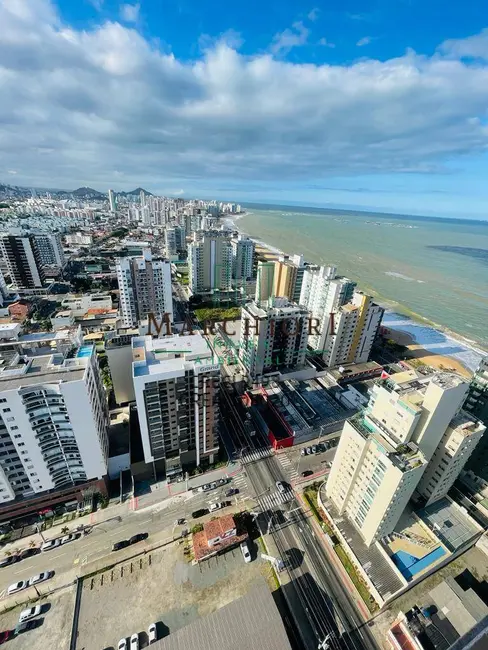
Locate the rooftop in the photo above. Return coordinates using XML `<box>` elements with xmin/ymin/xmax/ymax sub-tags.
<box><xmin>418</xmin><ymin>498</ymin><xmax>482</xmax><ymax>552</ymax></box>
<box><xmin>448</xmin><ymin>412</ymin><xmax>485</xmax><ymax>437</ymax></box>
<box><xmin>152</xmin><ymin>580</ymin><xmax>292</xmax><ymax>650</ymax></box>
<box><xmin>132</xmin><ymin>333</ymin><xmax>217</xmax><ymax>378</ymax></box>
<box><xmin>243</xmin><ymin>299</ymin><xmax>308</xmax><ymax>320</ymax></box>
<box><xmin>0</xmin><ymin>348</ymin><xmax>91</xmax><ymax>390</ymax></box>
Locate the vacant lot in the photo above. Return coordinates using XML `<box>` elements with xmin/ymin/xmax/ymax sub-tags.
<box><xmin>77</xmin><ymin>538</ymin><xmax>269</xmax><ymax>649</ymax></box>
<box><xmin>0</xmin><ymin>585</ymin><xmax>75</xmax><ymax>650</ymax></box>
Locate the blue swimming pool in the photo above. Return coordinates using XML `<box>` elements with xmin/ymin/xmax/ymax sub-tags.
<box><xmin>76</xmin><ymin>345</ymin><xmax>93</xmax><ymax>358</ymax></box>
<box><xmin>392</xmin><ymin>546</ymin><xmax>446</xmax><ymax>580</ymax></box>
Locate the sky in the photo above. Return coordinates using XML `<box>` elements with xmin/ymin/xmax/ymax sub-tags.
<box><xmin>2</xmin><ymin>0</ymin><xmax>488</xmax><ymax>218</ymax></box>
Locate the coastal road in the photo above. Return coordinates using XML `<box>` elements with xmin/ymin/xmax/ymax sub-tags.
<box><xmin>246</xmin><ymin>455</ymin><xmax>377</xmax><ymax>650</ymax></box>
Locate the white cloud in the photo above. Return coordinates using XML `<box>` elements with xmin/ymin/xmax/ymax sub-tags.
<box><xmin>308</xmin><ymin>8</ymin><xmax>319</xmax><ymax>22</ymax></box>
<box><xmin>1</xmin><ymin>1</ymin><xmax>488</xmax><ymax>193</ymax></box>
<box><xmin>270</xmin><ymin>21</ymin><xmax>309</xmax><ymax>55</ymax></box>
<box><xmin>120</xmin><ymin>3</ymin><xmax>140</xmax><ymax>23</ymax></box>
<box><xmin>7</xmin><ymin>170</ymin><xmax>17</xmax><ymax>175</ymax></box>
<box><xmin>318</xmin><ymin>37</ymin><xmax>335</xmax><ymax>48</ymax></box>
<box><xmin>356</xmin><ymin>36</ymin><xmax>372</xmax><ymax>47</ymax></box>
<box><xmin>439</xmin><ymin>28</ymin><xmax>488</xmax><ymax>60</ymax></box>
<box><xmin>88</xmin><ymin>0</ymin><xmax>104</xmax><ymax>10</ymax></box>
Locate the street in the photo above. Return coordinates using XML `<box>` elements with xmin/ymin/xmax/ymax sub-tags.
<box><xmin>245</xmin><ymin>454</ymin><xmax>377</xmax><ymax>650</ymax></box>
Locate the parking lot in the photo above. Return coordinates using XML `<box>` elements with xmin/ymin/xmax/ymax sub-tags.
<box><xmin>76</xmin><ymin>534</ymin><xmax>269</xmax><ymax>649</ymax></box>
<box><xmin>0</xmin><ymin>585</ymin><xmax>75</xmax><ymax>650</ymax></box>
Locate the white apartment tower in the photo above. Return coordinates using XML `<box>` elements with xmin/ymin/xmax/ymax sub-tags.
<box><xmin>239</xmin><ymin>298</ymin><xmax>309</xmax><ymax>379</ymax></box>
<box><xmin>231</xmin><ymin>235</ymin><xmax>254</xmax><ymax>282</ymax></box>
<box><xmin>132</xmin><ymin>334</ymin><xmax>220</xmax><ymax>478</ymax></box>
<box><xmin>165</xmin><ymin>226</ymin><xmax>186</xmax><ymax>256</ymax></box>
<box><xmin>116</xmin><ymin>250</ymin><xmax>173</xmax><ymax>328</ymax></box>
<box><xmin>326</xmin><ymin>371</ymin><xmax>475</xmax><ymax>546</ymax></box>
<box><xmin>33</xmin><ymin>233</ymin><xmax>66</xmax><ymax>268</ymax></box>
<box><xmin>0</xmin><ymin>339</ymin><xmax>108</xmax><ymax>504</ymax></box>
<box><xmin>188</xmin><ymin>232</ymin><xmax>233</xmax><ymax>294</ymax></box>
<box><xmin>108</xmin><ymin>189</ymin><xmax>116</xmax><ymax>213</ymax></box>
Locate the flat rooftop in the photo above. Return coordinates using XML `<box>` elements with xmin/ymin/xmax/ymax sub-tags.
<box><xmin>418</xmin><ymin>498</ymin><xmax>482</xmax><ymax>552</ymax></box>
<box><xmin>152</xmin><ymin>580</ymin><xmax>292</xmax><ymax>650</ymax></box>
<box><xmin>132</xmin><ymin>334</ymin><xmax>217</xmax><ymax>378</ymax></box>
<box><xmin>243</xmin><ymin>299</ymin><xmax>307</xmax><ymax>320</ymax></box>
<box><xmin>0</xmin><ymin>352</ymin><xmax>88</xmax><ymax>390</ymax></box>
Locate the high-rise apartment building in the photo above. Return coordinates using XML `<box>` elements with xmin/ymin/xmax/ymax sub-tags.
<box><xmin>464</xmin><ymin>358</ymin><xmax>488</xmax><ymax>478</ymax></box>
<box><xmin>273</xmin><ymin>258</ymin><xmax>298</xmax><ymax>300</ymax></box>
<box><xmin>188</xmin><ymin>232</ymin><xmax>233</xmax><ymax>294</ymax></box>
<box><xmin>32</xmin><ymin>233</ymin><xmax>66</xmax><ymax>268</ymax></box>
<box><xmin>0</xmin><ymin>234</ymin><xmax>46</xmax><ymax>289</ymax></box>
<box><xmin>255</xmin><ymin>261</ymin><xmax>275</xmax><ymax>304</ymax></box>
<box><xmin>132</xmin><ymin>334</ymin><xmax>220</xmax><ymax>478</ymax></box>
<box><xmin>323</xmin><ymin>292</ymin><xmax>384</xmax><ymax>368</ymax></box>
<box><xmin>326</xmin><ymin>371</ymin><xmax>475</xmax><ymax>546</ymax></box>
<box><xmin>291</xmin><ymin>254</ymin><xmax>306</xmax><ymax>303</ymax></box>
<box><xmin>0</xmin><ymin>337</ymin><xmax>108</xmax><ymax>506</ymax></box>
<box><xmin>299</xmin><ymin>266</ymin><xmax>356</xmax><ymax>352</ymax></box>
<box><xmin>165</xmin><ymin>226</ymin><xmax>186</xmax><ymax>256</ymax></box>
<box><xmin>231</xmin><ymin>235</ymin><xmax>254</xmax><ymax>282</ymax></box>
<box><xmin>116</xmin><ymin>250</ymin><xmax>173</xmax><ymax>328</ymax></box>
<box><xmin>108</xmin><ymin>189</ymin><xmax>116</xmax><ymax>213</ymax></box>
<box><xmin>239</xmin><ymin>298</ymin><xmax>308</xmax><ymax>379</ymax></box>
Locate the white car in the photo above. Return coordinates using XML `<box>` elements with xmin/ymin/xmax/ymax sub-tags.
<box><xmin>130</xmin><ymin>633</ymin><xmax>139</xmax><ymax>649</ymax></box>
<box><xmin>60</xmin><ymin>534</ymin><xmax>77</xmax><ymax>545</ymax></box>
<box><xmin>7</xmin><ymin>580</ymin><xmax>28</xmax><ymax>595</ymax></box>
<box><xmin>41</xmin><ymin>538</ymin><xmax>61</xmax><ymax>552</ymax></box>
<box><xmin>240</xmin><ymin>541</ymin><xmax>251</xmax><ymax>563</ymax></box>
<box><xmin>209</xmin><ymin>502</ymin><xmax>223</xmax><ymax>513</ymax></box>
<box><xmin>118</xmin><ymin>639</ymin><xmax>127</xmax><ymax>650</ymax></box>
<box><xmin>29</xmin><ymin>571</ymin><xmax>53</xmax><ymax>586</ymax></box>
<box><xmin>275</xmin><ymin>481</ymin><xmax>287</xmax><ymax>494</ymax></box>
<box><xmin>148</xmin><ymin>623</ymin><xmax>157</xmax><ymax>644</ymax></box>
<box><xmin>19</xmin><ymin>605</ymin><xmax>42</xmax><ymax>623</ymax></box>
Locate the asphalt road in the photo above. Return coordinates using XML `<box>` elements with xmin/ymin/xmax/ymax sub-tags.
<box><xmin>246</xmin><ymin>455</ymin><xmax>378</xmax><ymax>650</ymax></box>
<box><xmin>0</xmin><ymin>480</ymin><xmax>242</xmax><ymax>599</ymax></box>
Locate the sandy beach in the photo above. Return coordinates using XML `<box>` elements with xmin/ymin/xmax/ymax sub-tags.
<box><xmin>383</xmin><ymin>328</ymin><xmax>473</xmax><ymax>378</ymax></box>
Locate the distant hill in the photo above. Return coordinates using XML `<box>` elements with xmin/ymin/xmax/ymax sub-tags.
<box><xmin>71</xmin><ymin>186</ymin><xmax>105</xmax><ymax>198</ymax></box>
<box><xmin>117</xmin><ymin>187</ymin><xmax>153</xmax><ymax>197</ymax></box>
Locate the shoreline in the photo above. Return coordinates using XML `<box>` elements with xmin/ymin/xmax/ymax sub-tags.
<box><xmin>224</xmin><ymin>213</ymin><xmax>486</xmax><ymax>373</ymax></box>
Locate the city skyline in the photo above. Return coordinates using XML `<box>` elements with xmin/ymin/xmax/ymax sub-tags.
<box><xmin>2</xmin><ymin>1</ymin><xmax>488</xmax><ymax>218</ymax></box>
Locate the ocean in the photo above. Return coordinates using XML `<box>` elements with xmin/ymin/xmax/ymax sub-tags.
<box><xmin>232</xmin><ymin>203</ymin><xmax>488</xmax><ymax>367</ymax></box>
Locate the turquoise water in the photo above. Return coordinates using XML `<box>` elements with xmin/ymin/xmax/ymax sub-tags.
<box><xmin>237</xmin><ymin>205</ymin><xmax>488</xmax><ymax>350</ymax></box>
<box><xmin>77</xmin><ymin>345</ymin><xmax>93</xmax><ymax>358</ymax></box>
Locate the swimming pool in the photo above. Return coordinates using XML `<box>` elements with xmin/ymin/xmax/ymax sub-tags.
<box><xmin>392</xmin><ymin>546</ymin><xmax>446</xmax><ymax>580</ymax></box>
<box><xmin>76</xmin><ymin>345</ymin><xmax>93</xmax><ymax>358</ymax></box>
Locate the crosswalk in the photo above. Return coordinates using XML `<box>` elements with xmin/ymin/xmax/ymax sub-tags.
<box><xmin>257</xmin><ymin>488</ymin><xmax>294</xmax><ymax>511</ymax></box>
<box><xmin>232</xmin><ymin>472</ymin><xmax>249</xmax><ymax>493</ymax></box>
<box><xmin>241</xmin><ymin>447</ymin><xmax>274</xmax><ymax>464</ymax></box>
<box><xmin>276</xmin><ymin>453</ymin><xmax>299</xmax><ymax>481</ymax></box>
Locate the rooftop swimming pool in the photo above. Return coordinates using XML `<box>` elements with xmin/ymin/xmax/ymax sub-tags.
<box><xmin>392</xmin><ymin>546</ymin><xmax>446</xmax><ymax>580</ymax></box>
<box><xmin>76</xmin><ymin>345</ymin><xmax>93</xmax><ymax>358</ymax></box>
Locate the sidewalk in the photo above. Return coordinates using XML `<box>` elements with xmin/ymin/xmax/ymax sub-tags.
<box><xmin>130</xmin><ymin>461</ymin><xmax>242</xmax><ymax>511</ymax></box>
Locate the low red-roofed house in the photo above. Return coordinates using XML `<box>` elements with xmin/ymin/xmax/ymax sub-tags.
<box><xmin>192</xmin><ymin>514</ymin><xmax>248</xmax><ymax>562</ymax></box>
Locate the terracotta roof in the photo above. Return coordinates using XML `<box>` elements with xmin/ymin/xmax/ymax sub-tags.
<box><xmin>204</xmin><ymin>514</ymin><xmax>236</xmax><ymax>540</ymax></box>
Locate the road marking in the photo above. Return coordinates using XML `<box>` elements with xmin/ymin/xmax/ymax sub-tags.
<box><xmin>139</xmin><ymin>519</ymin><xmax>152</xmax><ymax>524</ymax></box>
<box><xmin>48</xmin><ymin>552</ymin><xmax>66</xmax><ymax>560</ymax></box>
<box><xmin>13</xmin><ymin>565</ymin><xmax>33</xmax><ymax>575</ymax></box>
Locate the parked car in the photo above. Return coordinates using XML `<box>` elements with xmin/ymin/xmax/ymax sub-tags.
<box><xmin>306</xmin><ymin>447</ymin><xmax>312</xmax><ymax>455</ymax></box>
<box><xmin>209</xmin><ymin>481</ymin><xmax>218</xmax><ymax>490</ymax></box>
<box><xmin>148</xmin><ymin>623</ymin><xmax>157</xmax><ymax>644</ymax></box>
<box><xmin>60</xmin><ymin>534</ymin><xmax>77</xmax><ymax>545</ymax></box>
<box><xmin>175</xmin><ymin>518</ymin><xmax>186</xmax><ymax>525</ymax></box>
<box><xmin>301</xmin><ymin>470</ymin><xmax>313</xmax><ymax>478</ymax></box>
<box><xmin>129</xmin><ymin>533</ymin><xmax>148</xmax><ymax>545</ymax></box>
<box><xmin>275</xmin><ymin>481</ymin><xmax>287</xmax><ymax>493</ymax></box>
<box><xmin>7</xmin><ymin>580</ymin><xmax>28</xmax><ymax>595</ymax></box>
<box><xmin>118</xmin><ymin>638</ymin><xmax>127</xmax><ymax>650</ymax></box>
<box><xmin>19</xmin><ymin>605</ymin><xmax>42</xmax><ymax>623</ymax></box>
<box><xmin>14</xmin><ymin>620</ymin><xmax>41</xmax><ymax>636</ymax></box>
<box><xmin>130</xmin><ymin>633</ymin><xmax>139</xmax><ymax>649</ymax></box>
<box><xmin>311</xmin><ymin>445</ymin><xmax>317</xmax><ymax>454</ymax></box>
<box><xmin>20</xmin><ymin>548</ymin><xmax>38</xmax><ymax>560</ymax></box>
<box><xmin>192</xmin><ymin>508</ymin><xmax>208</xmax><ymax>519</ymax></box>
<box><xmin>112</xmin><ymin>540</ymin><xmax>130</xmax><ymax>552</ymax></box>
<box><xmin>301</xmin><ymin>448</ymin><xmax>307</xmax><ymax>456</ymax></box>
<box><xmin>209</xmin><ymin>502</ymin><xmax>224</xmax><ymax>513</ymax></box>
<box><xmin>29</xmin><ymin>572</ymin><xmax>53</xmax><ymax>586</ymax></box>
<box><xmin>240</xmin><ymin>541</ymin><xmax>251</xmax><ymax>563</ymax></box>
<box><xmin>217</xmin><ymin>478</ymin><xmax>228</xmax><ymax>486</ymax></box>
<box><xmin>225</xmin><ymin>488</ymin><xmax>238</xmax><ymax>497</ymax></box>
<box><xmin>0</xmin><ymin>555</ymin><xmax>19</xmax><ymax>568</ymax></box>
<box><xmin>41</xmin><ymin>539</ymin><xmax>61</xmax><ymax>552</ymax></box>
<box><xmin>0</xmin><ymin>630</ymin><xmax>12</xmax><ymax>645</ymax></box>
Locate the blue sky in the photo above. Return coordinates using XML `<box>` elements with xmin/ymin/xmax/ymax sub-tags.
<box><xmin>2</xmin><ymin>0</ymin><xmax>488</xmax><ymax>218</ymax></box>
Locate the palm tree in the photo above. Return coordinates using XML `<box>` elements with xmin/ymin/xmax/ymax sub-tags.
<box><xmin>29</xmin><ymin>540</ymin><xmax>36</xmax><ymax>549</ymax></box>
<box><xmin>61</xmin><ymin>526</ymin><xmax>69</xmax><ymax>535</ymax></box>
<box><xmin>4</xmin><ymin>550</ymin><xmax>11</xmax><ymax>557</ymax></box>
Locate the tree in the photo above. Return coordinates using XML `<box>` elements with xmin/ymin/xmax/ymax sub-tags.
<box><xmin>61</xmin><ymin>526</ymin><xmax>69</xmax><ymax>535</ymax></box>
<box><xmin>29</xmin><ymin>540</ymin><xmax>36</xmax><ymax>548</ymax></box>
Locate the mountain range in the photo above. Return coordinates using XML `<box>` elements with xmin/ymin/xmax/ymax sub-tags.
<box><xmin>0</xmin><ymin>183</ymin><xmax>152</xmax><ymax>200</ymax></box>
